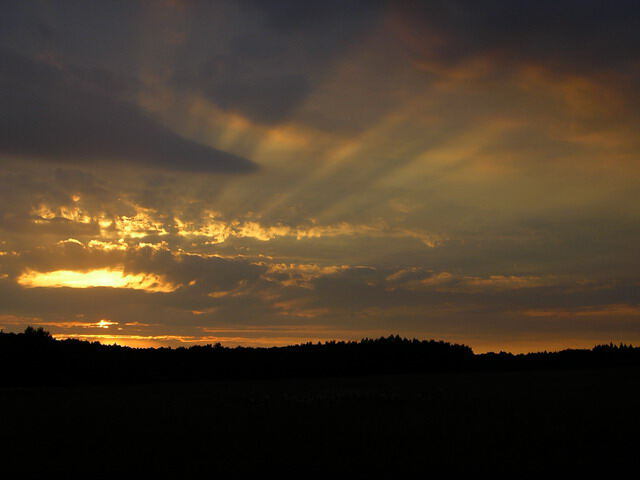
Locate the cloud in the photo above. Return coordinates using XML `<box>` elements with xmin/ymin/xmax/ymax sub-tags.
<box><xmin>242</xmin><ymin>0</ymin><xmax>383</xmax><ymax>32</ymax></box>
<box><xmin>0</xmin><ymin>318</ymin><xmax>119</xmax><ymax>329</ymax></box>
<box><xmin>195</xmin><ymin>57</ymin><xmax>310</xmax><ymax>124</ymax></box>
<box><xmin>391</xmin><ymin>0</ymin><xmax>640</xmax><ymax>75</ymax></box>
<box><xmin>171</xmin><ymin>0</ymin><xmax>384</xmax><ymax>125</ymax></box>
<box><xmin>523</xmin><ymin>304</ymin><xmax>640</xmax><ymax>318</ymax></box>
<box><xmin>0</xmin><ymin>49</ymin><xmax>257</xmax><ymax>173</ymax></box>
<box><xmin>176</xmin><ymin>212</ymin><xmax>444</xmax><ymax>246</ymax></box>
<box><xmin>261</xmin><ymin>263</ymin><xmax>350</xmax><ymax>288</ymax></box>
<box><xmin>17</xmin><ymin>267</ymin><xmax>179</xmax><ymax>293</ymax></box>
<box><xmin>386</xmin><ymin>269</ymin><xmax>557</xmax><ymax>293</ymax></box>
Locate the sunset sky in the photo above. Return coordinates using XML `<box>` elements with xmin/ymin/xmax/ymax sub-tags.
<box><xmin>1</xmin><ymin>1</ymin><xmax>639</xmax><ymax>352</ymax></box>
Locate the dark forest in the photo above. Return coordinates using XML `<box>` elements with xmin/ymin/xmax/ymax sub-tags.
<box><xmin>3</xmin><ymin>326</ymin><xmax>639</xmax><ymax>386</ymax></box>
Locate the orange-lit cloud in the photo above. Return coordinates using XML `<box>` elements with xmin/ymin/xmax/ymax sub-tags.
<box><xmin>523</xmin><ymin>304</ymin><xmax>640</xmax><ymax>318</ymax></box>
<box><xmin>0</xmin><ymin>315</ymin><xmax>118</xmax><ymax>330</ymax></box>
<box><xmin>49</xmin><ymin>333</ymin><xmax>333</xmax><ymax>349</ymax></box>
<box><xmin>17</xmin><ymin>267</ymin><xmax>178</xmax><ymax>293</ymax></box>
<box><xmin>176</xmin><ymin>213</ymin><xmax>443</xmax><ymax>246</ymax></box>
<box><xmin>32</xmin><ymin>204</ymin><xmax>92</xmax><ymax>224</ymax></box>
<box><xmin>112</xmin><ymin>208</ymin><xmax>170</xmax><ymax>239</ymax></box>
<box><xmin>51</xmin><ymin>323</ymin><xmax>400</xmax><ymax>349</ymax></box>
<box><xmin>31</xmin><ymin>319</ymin><xmax>117</xmax><ymax>329</ymax></box>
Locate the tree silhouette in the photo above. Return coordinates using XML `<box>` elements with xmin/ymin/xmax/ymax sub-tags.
<box><xmin>1</xmin><ymin>326</ymin><xmax>639</xmax><ymax>386</ymax></box>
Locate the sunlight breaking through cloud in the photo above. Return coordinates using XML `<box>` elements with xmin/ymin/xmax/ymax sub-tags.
<box><xmin>17</xmin><ymin>267</ymin><xmax>178</xmax><ymax>293</ymax></box>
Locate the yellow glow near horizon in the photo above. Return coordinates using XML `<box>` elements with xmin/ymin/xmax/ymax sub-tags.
<box><xmin>17</xmin><ymin>267</ymin><xmax>178</xmax><ymax>293</ymax></box>
<box><xmin>95</xmin><ymin>319</ymin><xmax>118</xmax><ymax>328</ymax></box>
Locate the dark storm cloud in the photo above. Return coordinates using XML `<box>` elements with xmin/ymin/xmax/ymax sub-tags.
<box><xmin>173</xmin><ymin>0</ymin><xmax>384</xmax><ymax>125</ymax></box>
<box><xmin>195</xmin><ymin>53</ymin><xmax>310</xmax><ymax>125</ymax></box>
<box><xmin>175</xmin><ymin>0</ymin><xmax>640</xmax><ymax>132</ymax></box>
<box><xmin>0</xmin><ymin>49</ymin><xmax>256</xmax><ymax>173</ymax></box>
<box><xmin>394</xmin><ymin>0</ymin><xmax>640</xmax><ymax>73</ymax></box>
<box><xmin>243</xmin><ymin>0</ymin><xmax>383</xmax><ymax>32</ymax></box>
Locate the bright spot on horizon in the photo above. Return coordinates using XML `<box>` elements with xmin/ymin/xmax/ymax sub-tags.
<box><xmin>95</xmin><ymin>319</ymin><xmax>118</xmax><ymax>328</ymax></box>
<box><xmin>17</xmin><ymin>267</ymin><xmax>178</xmax><ymax>293</ymax></box>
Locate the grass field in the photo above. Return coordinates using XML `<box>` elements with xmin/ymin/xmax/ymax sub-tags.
<box><xmin>2</xmin><ymin>367</ymin><xmax>639</xmax><ymax>474</ymax></box>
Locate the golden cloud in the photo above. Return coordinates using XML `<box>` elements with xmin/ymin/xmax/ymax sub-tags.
<box><xmin>176</xmin><ymin>212</ymin><xmax>443</xmax><ymax>246</ymax></box>
<box><xmin>17</xmin><ymin>267</ymin><xmax>179</xmax><ymax>293</ymax></box>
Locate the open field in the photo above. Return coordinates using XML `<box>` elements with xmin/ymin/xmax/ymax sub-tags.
<box><xmin>2</xmin><ymin>367</ymin><xmax>639</xmax><ymax>474</ymax></box>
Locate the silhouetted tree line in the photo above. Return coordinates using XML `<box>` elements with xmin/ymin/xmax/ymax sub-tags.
<box><xmin>1</xmin><ymin>327</ymin><xmax>639</xmax><ymax>386</ymax></box>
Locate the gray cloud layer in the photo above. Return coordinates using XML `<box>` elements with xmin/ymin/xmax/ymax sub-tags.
<box><xmin>0</xmin><ymin>49</ymin><xmax>256</xmax><ymax>173</ymax></box>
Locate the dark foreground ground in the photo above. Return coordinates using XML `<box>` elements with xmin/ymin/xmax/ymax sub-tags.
<box><xmin>2</xmin><ymin>367</ymin><xmax>640</xmax><ymax>475</ymax></box>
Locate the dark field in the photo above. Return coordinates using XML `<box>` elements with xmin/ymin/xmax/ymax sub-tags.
<box><xmin>2</xmin><ymin>367</ymin><xmax>640</xmax><ymax>474</ymax></box>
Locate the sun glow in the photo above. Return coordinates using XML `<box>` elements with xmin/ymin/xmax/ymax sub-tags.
<box><xmin>17</xmin><ymin>267</ymin><xmax>178</xmax><ymax>292</ymax></box>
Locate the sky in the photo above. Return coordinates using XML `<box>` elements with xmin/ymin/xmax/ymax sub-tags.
<box><xmin>1</xmin><ymin>0</ymin><xmax>639</xmax><ymax>353</ymax></box>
